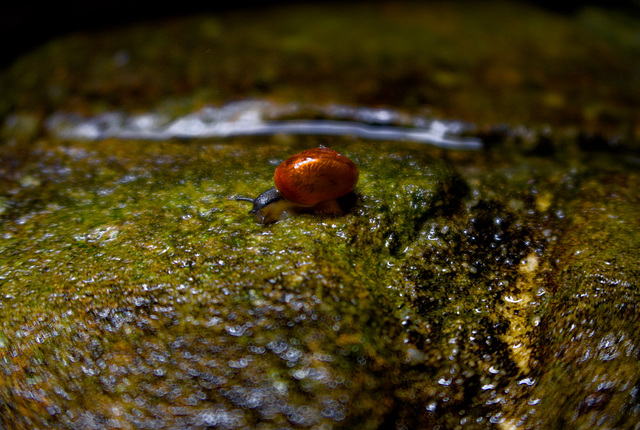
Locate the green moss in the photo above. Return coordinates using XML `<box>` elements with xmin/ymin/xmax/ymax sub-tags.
<box><xmin>0</xmin><ymin>138</ymin><xmax>458</xmax><ymax>428</ymax></box>
<box><xmin>528</xmin><ymin>169</ymin><xmax>640</xmax><ymax>429</ymax></box>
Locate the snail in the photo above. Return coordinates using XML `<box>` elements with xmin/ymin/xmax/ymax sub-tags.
<box><xmin>237</xmin><ymin>146</ymin><xmax>359</xmax><ymax>224</ymax></box>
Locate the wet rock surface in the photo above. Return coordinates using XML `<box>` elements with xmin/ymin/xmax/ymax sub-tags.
<box><xmin>0</xmin><ymin>139</ymin><xmax>460</xmax><ymax>429</ymax></box>
<box><xmin>1</xmin><ymin>2</ymin><xmax>640</xmax><ymax>429</ymax></box>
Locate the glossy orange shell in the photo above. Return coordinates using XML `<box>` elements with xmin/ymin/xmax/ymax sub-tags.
<box><xmin>273</xmin><ymin>147</ymin><xmax>359</xmax><ymax>206</ymax></box>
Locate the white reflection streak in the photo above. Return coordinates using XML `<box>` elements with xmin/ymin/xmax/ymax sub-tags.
<box><xmin>47</xmin><ymin>102</ymin><xmax>483</xmax><ymax>150</ymax></box>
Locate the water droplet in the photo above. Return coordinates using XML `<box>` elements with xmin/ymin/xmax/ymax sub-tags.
<box><xmin>437</xmin><ymin>377</ymin><xmax>452</xmax><ymax>386</ymax></box>
<box><xmin>518</xmin><ymin>377</ymin><xmax>537</xmax><ymax>386</ymax></box>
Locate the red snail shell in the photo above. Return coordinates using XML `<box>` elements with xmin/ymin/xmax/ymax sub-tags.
<box><xmin>237</xmin><ymin>146</ymin><xmax>359</xmax><ymax>224</ymax></box>
<box><xmin>274</xmin><ymin>146</ymin><xmax>359</xmax><ymax>206</ymax></box>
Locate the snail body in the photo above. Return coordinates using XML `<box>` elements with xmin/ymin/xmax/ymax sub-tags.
<box><xmin>238</xmin><ymin>146</ymin><xmax>358</xmax><ymax>224</ymax></box>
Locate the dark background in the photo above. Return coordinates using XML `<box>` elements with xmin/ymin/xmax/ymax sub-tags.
<box><xmin>2</xmin><ymin>0</ymin><xmax>639</xmax><ymax>70</ymax></box>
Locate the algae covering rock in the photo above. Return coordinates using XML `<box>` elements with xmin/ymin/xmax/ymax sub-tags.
<box><xmin>532</xmin><ymin>170</ymin><xmax>640</xmax><ymax>429</ymax></box>
<box><xmin>2</xmin><ymin>137</ymin><xmax>639</xmax><ymax>430</ymax></box>
<box><xmin>0</xmin><ymin>137</ymin><xmax>469</xmax><ymax>429</ymax></box>
<box><xmin>1</xmin><ymin>2</ymin><xmax>640</xmax><ymax>430</ymax></box>
<box><xmin>388</xmin><ymin>156</ymin><xmax>640</xmax><ymax>429</ymax></box>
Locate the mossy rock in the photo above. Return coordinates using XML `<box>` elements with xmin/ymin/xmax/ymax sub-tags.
<box><xmin>0</xmin><ymin>137</ymin><xmax>464</xmax><ymax>428</ymax></box>
<box><xmin>2</xmin><ymin>1</ymin><xmax>640</xmax><ymax>429</ymax></box>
